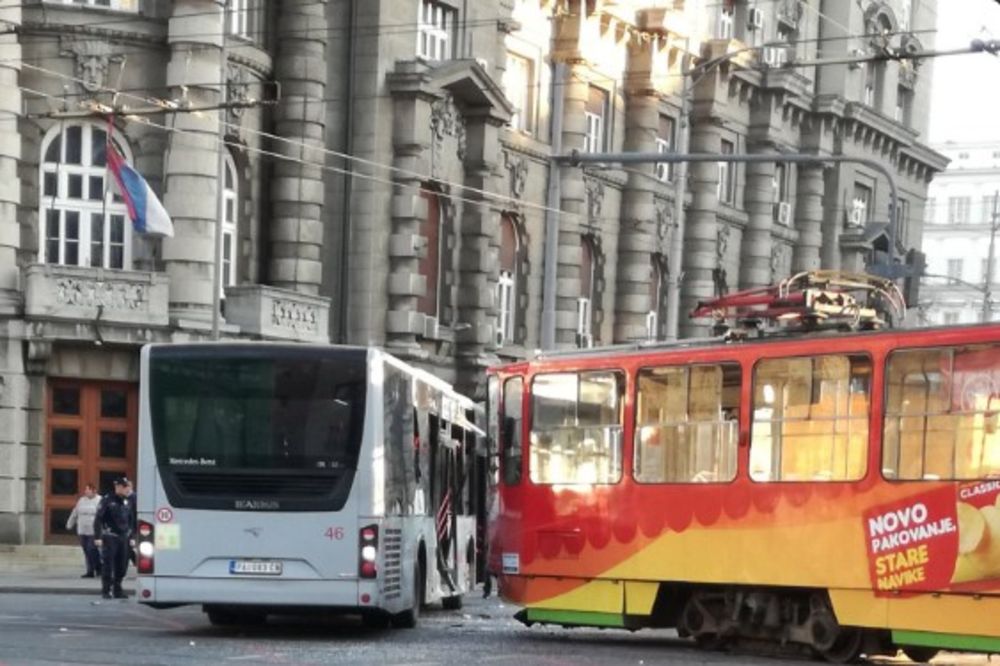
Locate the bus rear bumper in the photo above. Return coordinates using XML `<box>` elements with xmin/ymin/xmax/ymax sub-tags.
<box><xmin>137</xmin><ymin>576</ymin><xmax>367</xmax><ymax>610</ymax></box>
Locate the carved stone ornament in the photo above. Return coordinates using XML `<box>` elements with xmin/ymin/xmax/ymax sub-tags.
<box><xmin>777</xmin><ymin>0</ymin><xmax>804</xmax><ymax>30</ymax></box>
<box><xmin>654</xmin><ymin>199</ymin><xmax>674</xmax><ymax>254</ymax></box>
<box><xmin>55</xmin><ymin>277</ymin><xmax>148</xmax><ymax>311</ymax></box>
<box><xmin>503</xmin><ymin>150</ymin><xmax>529</xmax><ymax>200</ymax></box>
<box><xmin>585</xmin><ymin>177</ymin><xmax>605</xmax><ymax>223</ymax></box>
<box><xmin>59</xmin><ymin>38</ymin><xmax>124</xmax><ymax>94</ymax></box>
<box><xmin>271</xmin><ymin>298</ymin><xmax>319</xmax><ymax>333</ymax></box>
<box><xmin>430</xmin><ymin>93</ymin><xmax>467</xmax><ymax>171</ymax></box>
<box><xmin>770</xmin><ymin>243</ymin><xmax>791</xmax><ymax>280</ymax></box>
<box><xmin>227</xmin><ymin>63</ymin><xmax>251</xmax><ymax>121</ymax></box>
<box><xmin>716</xmin><ymin>223</ymin><xmax>731</xmax><ymax>264</ymax></box>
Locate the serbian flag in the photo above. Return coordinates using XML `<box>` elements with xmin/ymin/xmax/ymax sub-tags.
<box><xmin>106</xmin><ymin>143</ymin><xmax>174</xmax><ymax>237</ymax></box>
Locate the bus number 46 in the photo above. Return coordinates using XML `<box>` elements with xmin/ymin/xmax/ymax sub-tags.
<box><xmin>325</xmin><ymin>527</ymin><xmax>345</xmax><ymax>540</ymax></box>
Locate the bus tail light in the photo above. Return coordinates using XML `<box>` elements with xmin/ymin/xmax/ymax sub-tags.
<box><xmin>359</xmin><ymin>524</ymin><xmax>378</xmax><ymax>579</ymax></box>
<box><xmin>137</xmin><ymin>520</ymin><xmax>155</xmax><ymax>574</ymax></box>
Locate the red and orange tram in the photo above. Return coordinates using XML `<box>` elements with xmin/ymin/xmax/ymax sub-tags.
<box><xmin>487</xmin><ymin>283</ymin><xmax>1000</xmax><ymax>662</ymax></box>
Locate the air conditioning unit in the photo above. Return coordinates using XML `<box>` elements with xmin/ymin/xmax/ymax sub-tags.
<box><xmin>748</xmin><ymin>7</ymin><xmax>764</xmax><ymax>30</ymax></box>
<box><xmin>763</xmin><ymin>46</ymin><xmax>787</xmax><ymax>68</ymax></box>
<box><xmin>776</xmin><ymin>201</ymin><xmax>792</xmax><ymax>225</ymax></box>
<box><xmin>849</xmin><ymin>200</ymin><xmax>867</xmax><ymax>226</ymax></box>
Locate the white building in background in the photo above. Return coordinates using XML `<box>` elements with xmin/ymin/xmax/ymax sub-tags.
<box><xmin>920</xmin><ymin>141</ymin><xmax>1000</xmax><ymax>324</ymax></box>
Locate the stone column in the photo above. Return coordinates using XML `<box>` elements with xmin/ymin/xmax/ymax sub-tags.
<box><xmin>0</xmin><ymin>1</ymin><xmax>20</xmax><ymax>312</ymax></box>
<box><xmin>270</xmin><ymin>0</ymin><xmax>328</xmax><ymax>294</ymax></box>
<box><xmin>613</xmin><ymin>91</ymin><xmax>658</xmax><ymax>343</ymax></box>
<box><xmin>792</xmin><ymin>164</ymin><xmax>824</xmax><ymax>272</ymax></box>
<box><xmin>162</xmin><ymin>0</ymin><xmax>224</xmax><ymax>323</ymax></box>
<box><xmin>739</xmin><ymin>147</ymin><xmax>776</xmax><ymax>288</ymax></box>
<box><xmin>554</xmin><ymin>65</ymin><xmax>589</xmax><ymax>347</ymax></box>
<box><xmin>455</xmin><ymin>113</ymin><xmax>504</xmax><ymax>399</ymax></box>
<box><xmin>678</xmin><ymin>122</ymin><xmax>721</xmax><ymax>339</ymax></box>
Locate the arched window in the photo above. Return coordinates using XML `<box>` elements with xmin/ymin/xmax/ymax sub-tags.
<box><xmin>577</xmin><ymin>236</ymin><xmax>595</xmax><ymax>346</ymax></box>
<box><xmin>497</xmin><ymin>213</ymin><xmax>520</xmax><ymax>346</ymax></box>
<box><xmin>221</xmin><ymin>152</ymin><xmax>238</xmax><ymax>294</ymax></box>
<box><xmin>39</xmin><ymin>123</ymin><xmax>131</xmax><ymax>269</ymax></box>
<box><xmin>418</xmin><ymin>185</ymin><xmax>441</xmax><ymax>318</ymax></box>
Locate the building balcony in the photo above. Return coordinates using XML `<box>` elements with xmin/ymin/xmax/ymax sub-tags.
<box><xmin>223</xmin><ymin>285</ymin><xmax>331</xmax><ymax>343</ymax></box>
<box><xmin>23</xmin><ymin>263</ymin><xmax>169</xmax><ymax>327</ymax></box>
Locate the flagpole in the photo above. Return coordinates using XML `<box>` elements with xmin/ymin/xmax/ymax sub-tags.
<box><xmin>211</xmin><ymin>0</ymin><xmax>228</xmax><ymax>341</ymax></box>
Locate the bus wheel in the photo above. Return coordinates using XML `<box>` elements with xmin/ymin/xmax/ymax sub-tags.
<box><xmin>392</xmin><ymin>563</ymin><xmax>423</xmax><ymax>629</ymax></box>
<box><xmin>442</xmin><ymin>594</ymin><xmax>462</xmax><ymax>610</ymax></box>
<box><xmin>900</xmin><ymin>646</ymin><xmax>939</xmax><ymax>663</ymax></box>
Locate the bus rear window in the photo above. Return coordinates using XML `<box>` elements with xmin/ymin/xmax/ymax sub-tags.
<box><xmin>529</xmin><ymin>371</ymin><xmax>624</xmax><ymax>485</ymax></box>
<box><xmin>883</xmin><ymin>344</ymin><xmax>1000</xmax><ymax>480</ymax></box>
<box><xmin>149</xmin><ymin>348</ymin><xmax>367</xmax><ymax>472</ymax></box>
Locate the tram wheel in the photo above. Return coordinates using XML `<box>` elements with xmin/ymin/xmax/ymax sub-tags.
<box><xmin>900</xmin><ymin>646</ymin><xmax>939</xmax><ymax>663</ymax></box>
<box><xmin>819</xmin><ymin>628</ymin><xmax>864</xmax><ymax>664</ymax></box>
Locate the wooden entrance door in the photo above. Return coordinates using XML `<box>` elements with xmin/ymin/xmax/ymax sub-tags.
<box><xmin>45</xmin><ymin>380</ymin><xmax>138</xmax><ymax>544</ymax></box>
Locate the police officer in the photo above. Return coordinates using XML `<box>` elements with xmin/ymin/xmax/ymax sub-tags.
<box><xmin>93</xmin><ymin>477</ymin><xmax>132</xmax><ymax>599</ymax></box>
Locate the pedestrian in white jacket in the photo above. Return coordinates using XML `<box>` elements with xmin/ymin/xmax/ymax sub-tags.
<box><xmin>66</xmin><ymin>483</ymin><xmax>102</xmax><ymax>578</ymax></box>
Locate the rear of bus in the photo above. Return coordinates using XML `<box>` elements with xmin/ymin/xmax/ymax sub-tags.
<box><xmin>135</xmin><ymin>343</ymin><xmax>381</xmax><ymax>620</ymax></box>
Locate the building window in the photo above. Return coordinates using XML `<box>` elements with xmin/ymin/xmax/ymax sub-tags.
<box><xmin>925</xmin><ymin>197</ymin><xmax>936</xmax><ymax>224</ymax></box>
<box><xmin>530</xmin><ymin>371</ymin><xmax>624</xmax><ymax>484</ymax></box>
<box><xmin>983</xmin><ymin>195</ymin><xmax>996</xmax><ymax>225</ymax></box>
<box><xmin>717</xmin><ymin>4</ymin><xmax>734</xmax><ymax>39</ymax></box>
<box><xmin>496</xmin><ymin>214</ymin><xmax>519</xmax><ymax>346</ymax></box>
<box><xmin>750</xmin><ymin>355</ymin><xmax>872</xmax><ymax>482</ymax></box>
<box><xmin>418</xmin><ymin>185</ymin><xmax>442</xmax><ymax>318</ymax></box>
<box><xmin>417</xmin><ymin>0</ymin><xmax>454</xmax><ymax>61</ymax></box>
<box><xmin>227</xmin><ymin>0</ymin><xmax>249</xmax><ymax>37</ymax></box>
<box><xmin>948</xmin><ymin>196</ymin><xmax>971</xmax><ymax>225</ymax></box>
<box><xmin>43</xmin><ymin>0</ymin><xmax>138</xmax><ymax>10</ymax></box>
<box><xmin>503</xmin><ymin>53</ymin><xmax>534</xmax><ymax>134</ymax></box>
<box><xmin>655</xmin><ymin>115</ymin><xmax>676</xmax><ymax>182</ymax></box>
<box><xmin>634</xmin><ymin>363</ymin><xmax>740</xmax><ymax>483</ymax></box>
<box><xmin>895</xmin><ymin>86</ymin><xmax>912</xmax><ymax>125</ymax></box>
<box><xmin>883</xmin><ymin>345</ymin><xmax>1000</xmax><ymax>480</ymax></box>
<box><xmin>896</xmin><ymin>198</ymin><xmax>910</xmax><ymax>246</ymax></box>
<box><xmin>947</xmin><ymin>258</ymin><xmax>964</xmax><ymax>280</ymax></box>
<box><xmin>584</xmin><ymin>86</ymin><xmax>608</xmax><ymax>154</ymax></box>
<box><xmin>578</xmin><ymin>236</ymin><xmax>595</xmax><ymax>346</ymax></box>
<box><xmin>221</xmin><ymin>153</ymin><xmax>238</xmax><ymax>294</ymax></box>
<box><xmin>718</xmin><ymin>139</ymin><xmax>736</xmax><ymax>204</ymax></box>
<box><xmin>943</xmin><ymin>312</ymin><xmax>960</xmax><ymax>325</ymax></box>
<box><xmin>40</xmin><ymin>123</ymin><xmax>131</xmax><ymax>269</ymax></box>
<box><xmin>773</xmin><ymin>163</ymin><xmax>791</xmax><ymax>224</ymax></box>
<box><xmin>851</xmin><ymin>183</ymin><xmax>872</xmax><ymax>226</ymax></box>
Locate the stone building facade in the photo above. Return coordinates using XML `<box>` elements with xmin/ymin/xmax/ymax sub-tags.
<box><xmin>0</xmin><ymin>0</ymin><xmax>330</xmax><ymax>545</ymax></box>
<box><xmin>0</xmin><ymin>0</ymin><xmax>946</xmax><ymax>544</ymax></box>
<box><xmin>920</xmin><ymin>141</ymin><xmax>1000</xmax><ymax>325</ymax></box>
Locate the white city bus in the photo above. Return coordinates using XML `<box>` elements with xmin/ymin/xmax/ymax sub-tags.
<box><xmin>134</xmin><ymin>343</ymin><xmax>488</xmax><ymax>627</ymax></box>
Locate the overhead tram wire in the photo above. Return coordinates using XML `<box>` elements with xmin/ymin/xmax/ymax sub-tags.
<box><xmin>18</xmin><ymin>82</ymin><xmax>594</xmax><ymax>234</ymax></box>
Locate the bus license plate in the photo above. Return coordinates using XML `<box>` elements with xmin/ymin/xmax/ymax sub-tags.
<box><xmin>229</xmin><ymin>559</ymin><xmax>282</xmax><ymax>575</ymax></box>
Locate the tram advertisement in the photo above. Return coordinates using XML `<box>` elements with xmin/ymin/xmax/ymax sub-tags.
<box><xmin>863</xmin><ymin>481</ymin><xmax>1000</xmax><ymax>594</ymax></box>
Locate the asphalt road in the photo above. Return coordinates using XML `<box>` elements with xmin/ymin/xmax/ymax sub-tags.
<box><xmin>0</xmin><ymin>592</ymin><xmax>993</xmax><ymax>666</ymax></box>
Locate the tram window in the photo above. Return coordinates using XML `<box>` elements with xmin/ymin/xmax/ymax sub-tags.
<box><xmin>750</xmin><ymin>354</ymin><xmax>871</xmax><ymax>482</ymax></box>
<box><xmin>529</xmin><ymin>371</ymin><xmax>624</xmax><ymax>484</ymax></box>
<box><xmin>634</xmin><ymin>363</ymin><xmax>740</xmax><ymax>484</ymax></box>
<box><xmin>502</xmin><ymin>377</ymin><xmax>523</xmax><ymax>486</ymax></box>
<box><xmin>883</xmin><ymin>345</ymin><xmax>1000</xmax><ymax>480</ymax></box>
